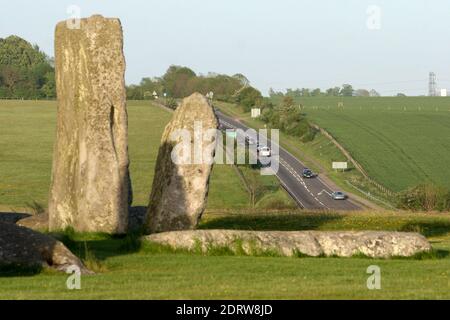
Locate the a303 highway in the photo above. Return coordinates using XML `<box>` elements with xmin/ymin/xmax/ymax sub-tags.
<box><xmin>215</xmin><ymin>110</ymin><xmax>360</xmax><ymax>211</ymax></box>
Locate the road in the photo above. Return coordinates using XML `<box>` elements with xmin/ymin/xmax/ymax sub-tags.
<box><xmin>216</xmin><ymin>110</ymin><xmax>360</xmax><ymax>211</ymax></box>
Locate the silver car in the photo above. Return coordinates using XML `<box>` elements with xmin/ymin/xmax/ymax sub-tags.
<box><xmin>331</xmin><ymin>191</ymin><xmax>347</xmax><ymax>200</ymax></box>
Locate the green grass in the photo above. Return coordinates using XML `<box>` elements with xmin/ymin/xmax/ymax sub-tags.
<box><xmin>0</xmin><ymin>99</ymin><xmax>273</xmax><ymax>209</ymax></box>
<box><xmin>1</xmin><ymin>211</ymin><xmax>449</xmax><ymax>299</ymax></box>
<box><xmin>273</xmin><ymin>97</ymin><xmax>450</xmax><ymax>192</ymax></box>
<box><xmin>215</xmin><ymin>101</ymin><xmax>391</xmax><ymax>206</ymax></box>
<box><xmin>215</xmin><ymin>97</ymin><xmax>450</xmax><ymax>205</ymax></box>
<box><xmin>1</xmin><ymin>99</ymin><xmax>449</xmax><ymax>299</ymax></box>
<box><xmin>200</xmin><ymin>211</ymin><xmax>450</xmax><ymax>238</ymax></box>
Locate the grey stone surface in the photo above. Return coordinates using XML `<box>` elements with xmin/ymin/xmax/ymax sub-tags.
<box><xmin>16</xmin><ymin>213</ymin><xmax>49</xmax><ymax>232</ymax></box>
<box><xmin>49</xmin><ymin>15</ymin><xmax>131</xmax><ymax>233</ymax></box>
<box><xmin>0</xmin><ymin>212</ymin><xmax>31</xmax><ymax>224</ymax></box>
<box><xmin>0</xmin><ymin>222</ymin><xmax>91</xmax><ymax>274</ymax></box>
<box><xmin>145</xmin><ymin>93</ymin><xmax>218</xmax><ymax>234</ymax></box>
<box><xmin>144</xmin><ymin>229</ymin><xmax>432</xmax><ymax>258</ymax></box>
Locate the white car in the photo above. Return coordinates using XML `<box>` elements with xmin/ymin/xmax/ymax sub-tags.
<box><xmin>259</xmin><ymin>146</ymin><xmax>271</xmax><ymax>157</ymax></box>
<box><xmin>331</xmin><ymin>191</ymin><xmax>347</xmax><ymax>200</ymax></box>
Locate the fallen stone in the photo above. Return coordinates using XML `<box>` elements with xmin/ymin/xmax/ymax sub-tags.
<box><xmin>0</xmin><ymin>222</ymin><xmax>91</xmax><ymax>274</ymax></box>
<box><xmin>49</xmin><ymin>15</ymin><xmax>131</xmax><ymax>234</ymax></box>
<box><xmin>16</xmin><ymin>213</ymin><xmax>49</xmax><ymax>232</ymax></box>
<box><xmin>143</xmin><ymin>230</ymin><xmax>432</xmax><ymax>258</ymax></box>
<box><xmin>0</xmin><ymin>212</ymin><xmax>31</xmax><ymax>224</ymax></box>
<box><xmin>145</xmin><ymin>93</ymin><xmax>218</xmax><ymax>234</ymax></box>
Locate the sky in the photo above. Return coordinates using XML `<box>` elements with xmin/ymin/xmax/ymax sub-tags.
<box><xmin>1</xmin><ymin>0</ymin><xmax>449</xmax><ymax>96</ymax></box>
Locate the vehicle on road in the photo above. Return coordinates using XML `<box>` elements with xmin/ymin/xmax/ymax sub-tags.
<box><xmin>245</xmin><ymin>136</ymin><xmax>256</xmax><ymax>145</ymax></box>
<box><xmin>259</xmin><ymin>146</ymin><xmax>271</xmax><ymax>157</ymax></box>
<box><xmin>302</xmin><ymin>168</ymin><xmax>314</xmax><ymax>178</ymax></box>
<box><xmin>331</xmin><ymin>191</ymin><xmax>347</xmax><ymax>200</ymax></box>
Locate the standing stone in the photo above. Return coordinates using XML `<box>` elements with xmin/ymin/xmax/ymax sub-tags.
<box><xmin>49</xmin><ymin>15</ymin><xmax>131</xmax><ymax>233</ymax></box>
<box><xmin>146</xmin><ymin>93</ymin><xmax>218</xmax><ymax>234</ymax></box>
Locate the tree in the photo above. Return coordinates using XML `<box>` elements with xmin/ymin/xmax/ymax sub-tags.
<box><xmin>41</xmin><ymin>71</ymin><xmax>56</xmax><ymax>98</ymax></box>
<box><xmin>340</xmin><ymin>84</ymin><xmax>354</xmax><ymax>97</ymax></box>
<box><xmin>282</xmin><ymin>96</ymin><xmax>294</xmax><ymax>107</ymax></box>
<box><xmin>161</xmin><ymin>65</ymin><xmax>197</xmax><ymax>98</ymax></box>
<box><xmin>311</xmin><ymin>88</ymin><xmax>322</xmax><ymax>97</ymax></box>
<box><xmin>369</xmin><ymin>89</ymin><xmax>380</xmax><ymax>97</ymax></box>
<box><xmin>232</xmin><ymin>73</ymin><xmax>250</xmax><ymax>87</ymax></box>
<box><xmin>355</xmin><ymin>89</ymin><xmax>370</xmax><ymax>97</ymax></box>
<box><xmin>125</xmin><ymin>66</ymin><xmax>252</xmax><ymax>104</ymax></box>
<box><xmin>0</xmin><ymin>35</ymin><xmax>55</xmax><ymax>99</ymax></box>
<box><xmin>300</xmin><ymin>88</ymin><xmax>310</xmax><ymax>97</ymax></box>
<box><xmin>235</xmin><ymin>86</ymin><xmax>263</xmax><ymax>112</ymax></box>
<box><xmin>260</xmin><ymin>94</ymin><xmax>314</xmax><ymax>140</ymax></box>
<box><xmin>326</xmin><ymin>87</ymin><xmax>341</xmax><ymax>96</ymax></box>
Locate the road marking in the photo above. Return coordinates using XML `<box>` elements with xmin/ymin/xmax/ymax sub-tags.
<box><xmin>280</xmin><ymin>159</ymin><xmax>328</xmax><ymax>208</ymax></box>
<box><xmin>219</xmin><ymin>114</ymin><xmax>333</xmax><ymax>209</ymax></box>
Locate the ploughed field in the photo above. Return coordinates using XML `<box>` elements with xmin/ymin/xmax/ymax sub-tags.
<box><xmin>271</xmin><ymin>97</ymin><xmax>450</xmax><ymax>192</ymax></box>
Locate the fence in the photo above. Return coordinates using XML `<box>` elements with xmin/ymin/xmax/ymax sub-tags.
<box><xmin>311</xmin><ymin>123</ymin><xmax>396</xmax><ymax>197</ymax></box>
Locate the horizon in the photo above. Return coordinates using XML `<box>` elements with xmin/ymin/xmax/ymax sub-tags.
<box><xmin>1</xmin><ymin>0</ymin><xmax>450</xmax><ymax>96</ymax></box>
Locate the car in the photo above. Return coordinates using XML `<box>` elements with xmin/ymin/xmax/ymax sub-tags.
<box><xmin>331</xmin><ymin>191</ymin><xmax>347</xmax><ymax>200</ymax></box>
<box><xmin>259</xmin><ymin>146</ymin><xmax>271</xmax><ymax>157</ymax></box>
<box><xmin>302</xmin><ymin>168</ymin><xmax>314</xmax><ymax>178</ymax></box>
<box><xmin>245</xmin><ymin>136</ymin><xmax>256</xmax><ymax>145</ymax></box>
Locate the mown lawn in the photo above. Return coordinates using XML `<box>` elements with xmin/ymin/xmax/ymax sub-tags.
<box><xmin>0</xmin><ymin>211</ymin><xmax>449</xmax><ymax>299</ymax></box>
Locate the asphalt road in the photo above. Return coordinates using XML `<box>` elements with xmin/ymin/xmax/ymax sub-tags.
<box><xmin>216</xmin><ymin>110</ymin><xmax>360</xmax><ymax>211</ymax></box>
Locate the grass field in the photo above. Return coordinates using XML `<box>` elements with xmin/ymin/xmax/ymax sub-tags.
<box><xmin>1</xmin><ymin>99</ymin><xmax>449</xmax><ymax>299</ymax></box>
<box><xmin>0</xmin><ymin>100</ymin><xmax>293</xmax><ymax>210</ymax></box>
<box><xmin>214</xmin><ymin>101</ymin><xmax>391</xmax><ymax>207</ymax></box>
<box><xmin>272</xmin><ymin>96</ymin><xmax>450</xmax><ymax>192</ymax></box>
<box><xmin>1</xmin><ymin>211</ymin><xmax>449</xmax><ymax>299</ymax></box>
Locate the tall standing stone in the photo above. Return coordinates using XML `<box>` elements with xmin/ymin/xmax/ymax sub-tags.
<box><xmin>49</xmin><ymin>15</ymin><xmax>131</xmax><ymax>233</ymax></box>
<box><xmin>146</xmin><ymin>93</ymin><xmax>218</xmax><ymax>234</ymax></box>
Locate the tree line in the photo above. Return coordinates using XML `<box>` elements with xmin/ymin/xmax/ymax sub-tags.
<box><xmin>126</xmin><ymin>65</ymin><xmax>254</xmax><ymax>102</ymax></box>
<box><xmin>269</xmin><ymin>85</ymin><xmax>380</xmax><ymax>98</ymax></box>
<box><xmin>0</xmin><ymin>36</ymin><xmax>55</xmax><ymax>99</ymax></box>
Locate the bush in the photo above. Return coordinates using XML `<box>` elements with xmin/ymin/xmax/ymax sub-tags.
<box><xmin>164</xmin><ymin>97</ymin><xmax>178</xmax><ymax>110</ymax></box>
<box><xmin>260</xmin><ymin>97</ymin><xmax>316</xmax><ymax>142</ymax></box>
<box><xmin>397</xmin><ymin>184</ymin><xmax>450</xmax><ymax>212</ymax></box>
<box><xmin>234</xmin><ymin>87</ymin><xmax>263</xmax><ymax>112</ymax></box>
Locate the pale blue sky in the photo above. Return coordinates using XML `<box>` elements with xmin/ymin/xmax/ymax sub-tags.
<box><xmin>1</xmin><ymin>0</ymin><xmax>449</xmax><ymax>95</ymax></box>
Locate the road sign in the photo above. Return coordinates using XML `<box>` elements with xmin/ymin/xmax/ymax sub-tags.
<box><xmin>332</xmin><ymin>162</ymin><xmax>348</xmax><ymax>171</ymax></box>
<box><xmin>226</xmin><ymin>130</ymin><xmax>237</xmax><ymax>139</ymax></box>
<box><xmin>251</xmin><ymin>108</ymin><xmax>261</xmax><ymax>118</ymax></box>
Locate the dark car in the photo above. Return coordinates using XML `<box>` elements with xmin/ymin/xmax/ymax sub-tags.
<box><xmin>302</xmin><ymin>168</ymin><xmax>314</xmax><ymax>178</ymax></box>
<box><xmin>245</xmin><ymin>136</ymin><xmax>256</xmax><ymax>145</ymax></box>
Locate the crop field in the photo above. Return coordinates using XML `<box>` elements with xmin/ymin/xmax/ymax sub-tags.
<box><xmin>0</xmin><ymin>100</ymin><xmax>291</xmax><ymax>210</ymax></box>
<box><xmin>271</xmin><ymin>97</ymin><xmax>450</xmax><ymax>192</ymax></box>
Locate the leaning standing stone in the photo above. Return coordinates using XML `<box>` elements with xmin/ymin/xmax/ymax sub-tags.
<box><xmin>49</xmin><ymin>15</ymin><xmax>131</xmax><ymax>234</ymax></box>
<box><xmin>146</xmin><ymin>93</ymin><xmax>218</xmax><ymax>233</ymax></box>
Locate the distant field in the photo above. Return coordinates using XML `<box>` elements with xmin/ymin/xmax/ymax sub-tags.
<box><xmin>271</xmin><ymin>97</ymin><xmax>450</xmax><ymax>192</ymax></box>
<box><xmin>0</xmin><ymin>100</ymin><xmax>256</xmax><ymax>209</ymax></box>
